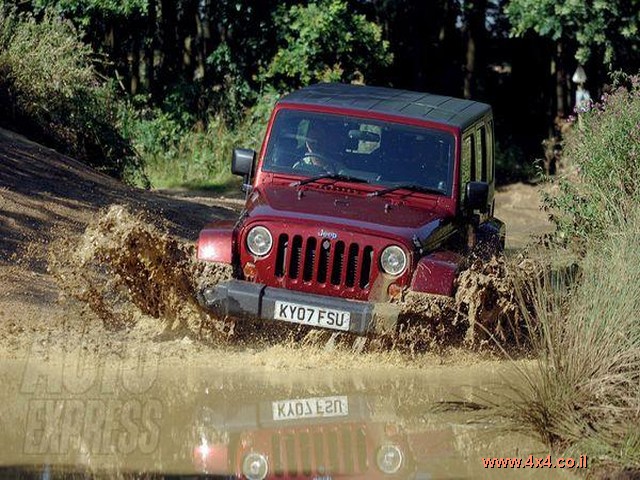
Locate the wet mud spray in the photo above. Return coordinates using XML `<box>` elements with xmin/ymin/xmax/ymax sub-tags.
<box><xmin>50</xmin><ymin>205</ymin><xmax>536</xmax><ymax>353</ymax></box>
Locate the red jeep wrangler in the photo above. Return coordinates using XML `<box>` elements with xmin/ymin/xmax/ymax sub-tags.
<box><xmin>197</xmin><ymin>83</ymin><xmax>504</xmax><ymax>335</ymax></box>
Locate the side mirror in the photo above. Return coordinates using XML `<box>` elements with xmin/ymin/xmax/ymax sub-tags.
<box><xmin>231</xmin><ymin>148</ymin><xmax>255</xmax><ymax>176</ymax></box>
<box><xmin>465</xmin><ymin>181</ymin><xmax>489</xmax><ymax>212</ymax></box>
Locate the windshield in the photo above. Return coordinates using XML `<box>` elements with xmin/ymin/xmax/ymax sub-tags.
<box><xmin>263</xmin><ymin>109</ymin><xmax>455</xmax><ymax>196</ymax></box>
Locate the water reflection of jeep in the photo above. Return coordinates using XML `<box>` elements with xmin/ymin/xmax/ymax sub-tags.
<box><xmin>197</xmin><ymin>83</ymin><xmax>505</xmax><ymax>335</ymax></box>
<box><xmin>191</xmin><ymin>393</ymin><xmax>442</xmax><ymax>479</ymax></box>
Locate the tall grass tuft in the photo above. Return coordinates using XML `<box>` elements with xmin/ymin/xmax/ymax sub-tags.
<box><xmin>504</xmin><ymin>74</ymin><xmax>640</xmax><ymax>471</ymax></box>
<box><xmin>506</xmin><ymin>216</ymin><xmax>640</xmax><ymax>468</ymax></box>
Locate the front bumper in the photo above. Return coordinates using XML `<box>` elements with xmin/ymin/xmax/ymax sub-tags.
<box><xmin>199</xmin><ymin>280</ymin><xmax>400</xmax><ymax>335</ymax></box>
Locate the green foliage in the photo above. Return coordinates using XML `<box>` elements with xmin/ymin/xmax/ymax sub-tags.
<box><xmin>121</xmin><ymin>95</ymin><xmax>274</xmax><ymax>189</ymax></box>
<box><xmin>543</xmin><ymin>75</ymin><xmax>640</xmax><ymax>247</ymax></box>
<box><xmin>206</xmin><ymin>41</ymin><xmax>255</xmax><ymax>125</ymax></box>
<box><xmin>495</xmin><ymin>139</ymin><xmax>537</xmax><ymax>184</ymax></box>
<box><xmin>0</xmin><ymin>9</ymin><xmax>140</xmax><ymax>179</ymax></box>
<box><xmin>0</xmin><ymin>10</ymin><xmax>95</xmax><ymax>99</ymax></box>
<box><xmin>504</xmin><ymin>75</ymin><xmax>640</xmax><ymax>473</ymax></box>
<box><xmin>262</xmin><ymin>0</ymin><xmax>392</xmax><ymax>91</ymax></box>
<box><xmin>506</xmin><ymin>0</ymin><xmax>640</xmax><ymax>65</ymax></box>
<box><xmin>30</xmin><ymin>0</ymin><xmax>147</xmax><ymax>24</ymax></box>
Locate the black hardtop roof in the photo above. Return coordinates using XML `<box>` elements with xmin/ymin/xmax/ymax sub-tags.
<box><xmin>278</xmin><ymin>83</ymin><xmax>491</xmax><ymax>130</ymax></box>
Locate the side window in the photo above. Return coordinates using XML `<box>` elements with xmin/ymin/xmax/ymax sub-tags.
<box><xmin>486</xmin><ymin>119</ymin><xmax>494</xmax><ymax>182</ymax></box>
<box><xmin>476</xmin><ymin>125</ymin><xmax>487</xmax><ymax>181</ymax></box>
<box><xmin>461</xmin><ymin>135</ymin><xmax>472</xmax><ymax>203</ymax></box>
<box><xmin>469</xmin><ymin>133</ymin><xmax>477</xmax><ymax>181</ymax></box>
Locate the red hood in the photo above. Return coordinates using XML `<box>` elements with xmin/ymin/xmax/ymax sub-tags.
<box><xmin>244</xmin><ymin>184</ymin><xmax>451</xmax><ymax>242</ymax></box>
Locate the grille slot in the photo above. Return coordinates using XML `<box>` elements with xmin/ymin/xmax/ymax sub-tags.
<box><xmin>289</xmin><ymin>235</ymin><xmax>303</xmax><ymax>279</ymax></box>
<box><xmin>272</xmin><ymin>433</ymin><xmax>282</xmax><ymax>476</ymax></box>
<box><xmin>360</xmin><ymin>246</ymin><xmax>374</xmax><ymax>289</ymax></box>
<box><xmin>331</xmin><ymin>241</ymin><xmax>345</xmax><ymax>285</ymax></box>
<box><xmin>275</xmin><ymin>234</ymin><xmax>288</xmax><ymax>277</ymax></box>
<box><xmin>303</xmin><ymin>238</ymin><xmax>317</xmax><ymax>282</ymax></box>
<box><xmin>300</xmin><ymin>431</ymin><xmax>312</xmax><ymax>476</ymax></box>
<box><xmin>318</xmin><ymin>240</ymin><xmax>330</xmax><ymax>283</ymax></box>
<box><xmin>345</xmin><ymin>243</ymin><xmax>359</xmax><ymax>287</ymax></box>
<box><xmin>274</xmin><ymin>233</ymin><xmax>374</xmax><ymax>290</ymax></box>
<box><xmin>356</xmin><ymin>427</ymin><xmax>368</xmax><ymax>471</ymax></box>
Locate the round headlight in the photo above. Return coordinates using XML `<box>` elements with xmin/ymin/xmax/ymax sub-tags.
<box><xmin>376</xmin><ymin>444</ymin><xmax>404</xmax><ymax>474</ymax></box>
<box><xmin>242</xmin><ymin>452</ymin><xmax>269</xmax><ymax>480</ymax></box>
<box><xmin>380</xmin><ymin>245</ymin><xmax>407</xmax><ymax>276</ymax></box>
<box><xmin>246</xmin><ymin>226</ymin><xmax>273</xmax><ymax>256</ymax></box>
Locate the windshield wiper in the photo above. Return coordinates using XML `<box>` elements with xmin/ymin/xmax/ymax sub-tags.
<box><xmin>290</xmin><ymin>173</ymin><xmax>370</xmax><ymax>188</ymax></box>
<box><xmin>367</xmin><ymin>183</ymin><xmax>446</xmax><ymax>197</ymax></box>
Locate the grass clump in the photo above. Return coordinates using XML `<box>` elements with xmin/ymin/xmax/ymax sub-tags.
<box><xmin>0</xmin><ymin>9</ymin><xmax>140</xmax><ymax>180</ymax></box>
<box><xmin>507</xmin><ymin>225</ymin><xmax>640</xmax><ymax>470</ymax></box>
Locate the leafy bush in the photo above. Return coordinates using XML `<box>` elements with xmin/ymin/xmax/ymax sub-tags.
<box><xmin>0</xmin><ymin>9</ymin><xmax>140</xmax><ymax>179</ymax></box>
<box><xmin>262</xmin><ymin>0</ymin><xmax>392</xmax><ymax>91</ymax></box>
<box><xmin>504</xmin><ymin>74</ymin><xmax>640</xmax><ymax>473</ymax></box>
<box><xmin>121</xmin><ymin>92</ymin><xmax>276</xmax><ymax>189</ymax></box>
<box><xmin>543</xmin><ymin>75</ymin><xmax>640</xmax><ymax>247</ymax></box>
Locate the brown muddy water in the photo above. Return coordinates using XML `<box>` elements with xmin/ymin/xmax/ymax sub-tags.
<box><xmin>0</xmin><ymin>353</ymin><xmax>575</xmax><ymax>479</ymax></box>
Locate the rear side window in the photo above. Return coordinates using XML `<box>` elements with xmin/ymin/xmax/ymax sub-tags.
<box><xmin>486</xmin><ymin>119</ymin><xmax>494</xmax><ymax>182</ymax></box>
<box><xmin>476</xmin><ymin>125</ymin><xmax>487</xmax><ymax>181</ymax></box>
<box><xmin>461</xmin><ymin>136</ymin><xmax>472</xmax><ymax>203</ymax></box>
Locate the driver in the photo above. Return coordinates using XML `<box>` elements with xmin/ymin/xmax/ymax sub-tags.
<box><xmin>293</xmin><ymin>121</ymin><xmax>336</xmax><ymax>171</ymax></box>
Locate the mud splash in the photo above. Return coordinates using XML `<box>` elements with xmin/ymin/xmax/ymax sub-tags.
<box><xmin>50</xmin><ymin>205</ymin><xmax>537</xmax><ymax>352</ymax></box>
<box><xmin>452</xmin><ymin>256</ymin><xmax>537</xmax><ymax>346</ymax></box>
<box><xmin>49</xmin><ymin>205</ymin><xmax>233</xmax><ymax>339</ymax></box>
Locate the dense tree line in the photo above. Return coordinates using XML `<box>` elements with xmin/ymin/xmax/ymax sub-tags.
<box><xmin>2</xmin><ymin>0</ymin><xmax>640</xmax><ymax>174</ymax></box>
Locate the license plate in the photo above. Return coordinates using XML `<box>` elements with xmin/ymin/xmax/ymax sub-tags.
<box><xmin>272</xmin><ymin>395</ymin><xmax>349</xmax><ymax>421</ymax></box>
<box><xmin>273</xmin><ymin>301</ymin><xmax>351</xmax><ymax>331</ymax></box>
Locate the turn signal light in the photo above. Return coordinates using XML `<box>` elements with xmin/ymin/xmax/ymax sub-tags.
<box><xmin>243</xmin><ymin>262</ymin><xmax>257</xmax><ymax>279</ymax></box>
<box><xmin>388</xmin><ymin>283</ymin><xmax>403</xmax><ymax>300</ymax></box>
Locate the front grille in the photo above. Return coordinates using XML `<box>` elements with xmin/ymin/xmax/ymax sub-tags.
<box><xmin>271</xmin><ymin>426</ymin><xmax>368</xmax><ymax>477</ymax></box>
<box><xmin>275</xmin><ymin>234</ymin><xmax>374</xmax><ymax>290</ymax></box>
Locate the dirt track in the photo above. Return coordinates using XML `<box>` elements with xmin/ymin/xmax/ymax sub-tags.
<box><xmin>0</xmin><ymin>127</ymin><xmax>551</xmax><ymax>364</ymax></box>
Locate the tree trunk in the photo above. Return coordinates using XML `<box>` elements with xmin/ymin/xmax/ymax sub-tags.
<box><xmin>180</xmin><ymin>0</ymin><xmax>199</xmax><ymax>77</ymax></box>
<box><xmin>464</xmin><ymin>35</ymin><xmax>476</xmax><ymax>99</ymax></box>
<box><xmin>554</xmin><ymin>39</ymin><xmax>567</xmax><ymax>118</ymax></box>
<box><xmin>144</xmin><ymin>0</ymin><xmax>157</xmax><ymax>94</ymax></box>
<box><xmin>130</xmin><ymin>36</ymin><xmax>140</xmax><ymax>95</ymax></box>
<box><xmin>194</xmin><ymin>1</ymin><xmax>205</xmax><ymax>80</ymax></box>
<box><xmin>463</xmin><ymin>0</ymin><xmax>487</xmax><ymax>99</ymax></box>
<box><xmin>158</xmin><ymin>0</ymin><xmax>179</xmax><ymax>90</ymax></box>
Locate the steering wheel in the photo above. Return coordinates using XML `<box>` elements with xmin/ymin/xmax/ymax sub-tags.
<box><xmin>292</xmin><ymin>152</ymin><xmax>337</xmax><ymax>174</ymax></box>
